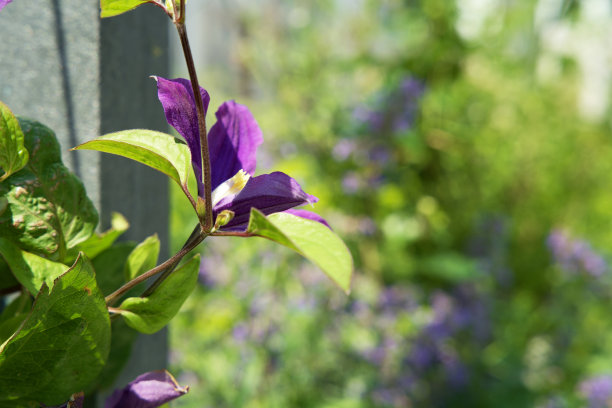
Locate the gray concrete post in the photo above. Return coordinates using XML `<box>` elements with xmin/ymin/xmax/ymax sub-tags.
<box><xmin>0</xmin><ymin>0</ymin><xmax>169</xmax><ymax>404</ymax></box>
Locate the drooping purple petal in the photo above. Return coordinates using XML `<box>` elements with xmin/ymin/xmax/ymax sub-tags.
<box><xmin>104</xmin><ymin>370</ymin><xmax>189</xmax><ymax>408</ymax></box>
<box><xmin>214</xmin><ymin>171</ymin><xmax>317</xmax><ymax>230</ymax></box>
<box><xmin>0</xmin><ymin>0</ymin><xmax>12</xmax><ymax>11</ymax></box>
<box><xmin>155</xmin><ymin>76</ymin><xmax>210</xmax><ymax>196</ymax></box>
<box><xmin>208</xmin><ymin>100</ymin><xmax>263</xmax><ymax>191</ymax></box>
<box><xmin>284</xmin><ymin>209</ymin><xmax>331</xmax><ymax>229</ymax></box>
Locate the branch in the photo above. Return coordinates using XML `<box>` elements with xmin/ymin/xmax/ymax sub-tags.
<box><xmin>175</xmin><ymin>19</ymin><xmax>214</xmax><ymax>232</ymax></box>
<box><xmin>105</xmin><ymin>226</ymin><xmax>207</xmax><ymax>306</ymax></box>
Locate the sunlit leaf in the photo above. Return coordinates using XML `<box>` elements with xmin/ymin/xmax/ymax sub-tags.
<box><xmin>0</xmin><ymin>102</ymin><xmax>28</xmax><ymax>182</ymax></box>
<box><xmin>247</xmin><ymin>209</ymin><xmax>353</xmax><ymax>294</ymax></box>
<box><xmin>116</xmin><ymin>254</ymin><xmax>199</xmax><ymax>334</ymax></box>
<box><xmin>124</xmin><ymin>234</ymin><xmax>160</xmax><ymax>281</ymax></box>
<box><xmin>66</xmin><ymin>212</ymin><xmax>129</xmax><ymax>263</ymax></box>
<box><xmin>0</xmin><ymin>119</ymin><xmax>98</xmax><ymax>261</ymax></box>
<box><xmin>0</xmin><ymin>237</ymin><xmax>68</xmax><ymax>296</ymax></box>
<box><xmin>100</xmin><ymin>0</ymin><xmax>154</xmax><ymax>18</ymax></box>
<box><xmin>0</xmin><ymin>254</ymin><xmax>110</xmax><ymax>406</ymax></box>
<box><xmin>73</xmin><ymin>130</ymin><xmax>191</xmax><ymax>188</ymax></box>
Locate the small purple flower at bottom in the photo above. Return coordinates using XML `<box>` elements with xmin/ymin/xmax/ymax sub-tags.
<box><xmin>0</xmin><ymin>0</ymin><xmax>12</xmax><ymax>12</ymax></box>
<box><xmin>155</xmin><ymin>77</ymin><xmax>326</xmax><ymax>231</ymax></box>
<box><xmin>105</xmin><ymin>370</ymin><xmax>188</xmax><ymax>408</ymax></box>
<box><xmin>579</xmin><ymin>375</ymin><xmax>612</xmax><ymax>408</ymax></box>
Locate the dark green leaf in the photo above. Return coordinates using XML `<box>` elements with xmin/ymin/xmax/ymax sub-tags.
<box><xmin>0</xmin><ymin>254</ymin><xmax>111</xmax><ymax>406</ymax></box>
<box><xmin>66</xmin><ymin>212</ymin><xmax>129</xmax><ymax>263</ymax></box>
<box><xmin>93</xmin><ymin>318</ymin><xmax>138</xmax><ymax>390</ymax></box>
<box><xmin>124</xmin><ymin>234</ymin><xmax>160</xmax><ymax>281</ymax></box>
<box><xmin>0</xmin><ymin>119</ymin><xmax>98</xmax><ymax>261</ymax></box>
<box><xmin>418</xmin><ymin>252</ymin><xmax>480</xmax><ymax>283</ymax></box>
<box><xmin>100</xmin><ymin>0</ymin><xmax>154</xmax><ymax>18</ymax></box>
<box><xmin>0</xmin><ymin>257</ymin><xmax>19</xmax><ymax>293</ymax></box>
<box><xmin>116</xmin><ymin>254</ymin><xmax>199</xmax><ymax>334</ymax></box>
<box><xmin>73</xmin><ymin>130</ymin><xmax>191</xmax><ymax>188</ymax></box>
<box><xmin>0</xmin><ymin>292</ymin><xmax>31</xmax><ymax>345</ymax></box>
<box><xmin>92</xmin><ymin>242</ymin><xmax>136</xmax><ymax>296</ymax></box>
<box><xmin>0</xmin><ymin>238</ymin><xmax>68</xmax><ymax>296</ymax></box>
<box><xmin>0</xmin><ymin>102</ymin><xmax>28</xmax><ymax>182</ymax></box>
<box><xmin>247</xmin><ymin>209</ymin><xmax>353</xmax><ymax>294</ymax></box>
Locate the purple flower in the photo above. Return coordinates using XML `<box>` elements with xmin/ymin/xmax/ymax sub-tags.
<box><xmin>579</xmin><ymin>375</ymin><xmax>612</xmax><ymax>408</ymax></box>
<box><xmin>332</xmin><ymin>138</ymin><xmax>357</xmax><ymax>161</ymax></box>
<box><xmin>0</xmin><ymin>0</ymin><xmax>12</xmax><ymax>12</ymax></box>
<box><xmin>105</xmin><ymin>370</ymin><xmax>188</xmax><ymax>408</ymax></box>
<box><xmin>547</xmin><ymin>229</ymin><xmax>608</xmax><ymax>278</ymax></box>
<box><xmin>155</xmin><ymin>77</ymin><xmax>324</xmax><ymax>230</ymax></box>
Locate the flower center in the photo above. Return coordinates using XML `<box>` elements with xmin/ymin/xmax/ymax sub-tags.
<box><xmin>211</xmin><ymin>169</ymin><xmax>250</xmax><ymax>207</ymax></box>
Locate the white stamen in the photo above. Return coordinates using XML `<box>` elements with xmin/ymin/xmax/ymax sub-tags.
<box><xmin>211</xmin><ymin>169</ymin><xmax>250</xmax><ymax>207</ymax></box>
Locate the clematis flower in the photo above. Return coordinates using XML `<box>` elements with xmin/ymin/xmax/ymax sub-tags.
<box><xmin>156</xmin><ymin>77</ymin><xmax>327</xmax><ymax>231</ymax></box>
<box><xmin>0</xmin><ymin>0</ymin><xmax>13</xmax><ymax>12</ymax></box>
<box><xmin>104</xmin><ymin>370</ymin><xmax>188</xmax><ymax>408</ymax></box>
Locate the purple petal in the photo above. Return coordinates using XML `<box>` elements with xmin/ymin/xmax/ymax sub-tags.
<box><xmin>155</xmin><ymin>76</ymin><xmax>210</xmax><ymax>196</ymax></box>
<box><xmin>0</xmin><ymin>0</ymin><xmax>12</xmax><ymax>11</ymax></box>
<box><xmin>214</xmin><ymin>171</ymin><xmax>317</xmax><ymax>230</ymax></box>
<box><xmin>208</xmin><ymin>101</ymin><xmax>263</xmax><ymax>191</ymax></box>
<box><xmin>284</xmin><ymin>209</ymin><xmax>331</xmax><ymax>229</ymax></box>
<box><xmin>104</xmin><ymin>370</ymin><xmax>189</xmax><ymax>408</ymax></box>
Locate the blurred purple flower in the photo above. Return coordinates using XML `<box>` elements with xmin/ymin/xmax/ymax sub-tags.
<box><xmin>547</xmin><ymin>229</ymin><xmax>608</xmax><ymax>278</ymax></box>
<box><xmin>332</xmin><ymin>138</ymin><xmax>357</xmax><ymax>161</ymax></box>
<box><xmin>105</xmin><ymin>370</ymin><xmax>188</xmax><ymax>408</ymax></box>
<box><xmin>354</xmin><ymin>76</ymin><xmax>424</xmax><ymax>134</ymax></box>
<box><xmin>369</xmin><ymin>146</ymin><xmax>392</xmax><ymax>165</ymax></box>
<box><xmin>342</xmin><ymin>172</ymin><xmax>362</xmax><ymax>194</ymax></box>
<box><xmin>393</xmin><ymin>78</ymin><xmax>425</xmax><ymax>132</ymax></box>
<box><xmin>440</xmin><ymin>351</ymin><xmax>469</xmax><ymax>387</ymax></box>
<box><xmin>579</xmin><ymin>375</ymin><xmax>612</xmax><ymax>408</ymax></box>
<box><xmin>0</xmin><ymin>0</ymin><xmax>12</xmax><ymax>11</ymax></box>
<box><xmin>378</xmin><ymin>286</ymin><xmax>417</xmax><ymax>311</ymax></box>
<box><xmin>232</xmin><ymin>322</ymin><xmax>249</xmax><ymax>342</ymax></box>
<box><xmin>155</xmin><ymin>77</ymin><xmax>323</xmax><ymax>230</ymax></box>
<box><xmin>409</xmin><ymin>342</ymin><xmax>437</xmax><ymax>370</ymax></box>
<box><xmin>538</xmin><ymin>395</ymin><xmax>566</xmax><ymax>408</ymax></box>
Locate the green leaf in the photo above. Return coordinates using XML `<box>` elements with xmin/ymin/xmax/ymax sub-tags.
<box><xmin>247</xmin><ymin>209</ymin><xmax>353</xmax><ymax>294</ymax></box>
<box><xmin>92</xmin><ymin>242</ymin><xmax>136</xmax><ymax>296</ymax></box>
<box><xmin>124</xmin><ymin>234</ymin><xmax>160</xmax><ymax>281</ymax></box>
<box><xmin>65</xmin><ymin>212</ymin><xmax>129</xmax><ymax>263</ymax></box>
<box><xmin>0</xmin><ymin>197</ymin><xmax>7</xmax><ymax>216</ymax></box>
<box><xmin>418</xmin><ymin>252</ymin><xmax>480</xmax><ymax>283</ymax></box>
<box><xmin>0</xmin><ymin>119</ymin><xmax>98</xmax><ymax>261</ymax></box>
<box><xmin>0</xmin><ymin>238</ymin><xmax>69</xmax><ymax>296</ymax></box>
<box><xmin>0</xmin><ymin>257</ymin><xmax>19</xmax><ymax>293</ymax></box>
<box><xmin>0</xmin><ymin>102</ymin><xmax>28</xmax><ymax>182</ymax></box>
<box><xmin>73</xmin><ymin>129</ymin><xmax>191</xmax><ymax>188</ymax></box>
<box><xmin>0</xmin><ymin>292</ymin><xmax>31</xmax><ymax>345</ymax></box>
<box><xmin>116</xmin><ymin>254</ymin><xmax>200</xmax><ymax>334</ymax></box>
<box><xmin>0</xmin><ymin>254</ymin><xmax>111</xmax><ymax>406</ymax></box>
<box><xmin>100</xmin><ymin>0</ymin><xmax>154</xmax><ymax>17</ymax></box>
<box><xmin>94</xmin><ymin>318</ymin><xmax>138</xmax><ymax>390</ymax></box>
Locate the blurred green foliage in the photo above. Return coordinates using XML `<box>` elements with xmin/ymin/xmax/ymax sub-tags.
<box><xmin>170</xmin><ymin>1</ymin><xmax>612</xmax><ymax>407</ymax></box>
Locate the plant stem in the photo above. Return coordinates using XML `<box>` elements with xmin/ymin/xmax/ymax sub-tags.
<box><xmin>105</xmin><ymin>226</ymin><xmax>207</xmax><ymax>306</ymax></box>
<box><xmin>175</xmin><ymin>18</ymin><xmax>213</xmax><ymax>232</ymax></box>
<box><xmin>141</xmin><ymin>224</ymin><xmax>203</xmax><ymax>297</ymax></box>
<box><xmin>211</xmin><ymin>231</ymin><xmax>252</xmax><ymax>238</ymax></box>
